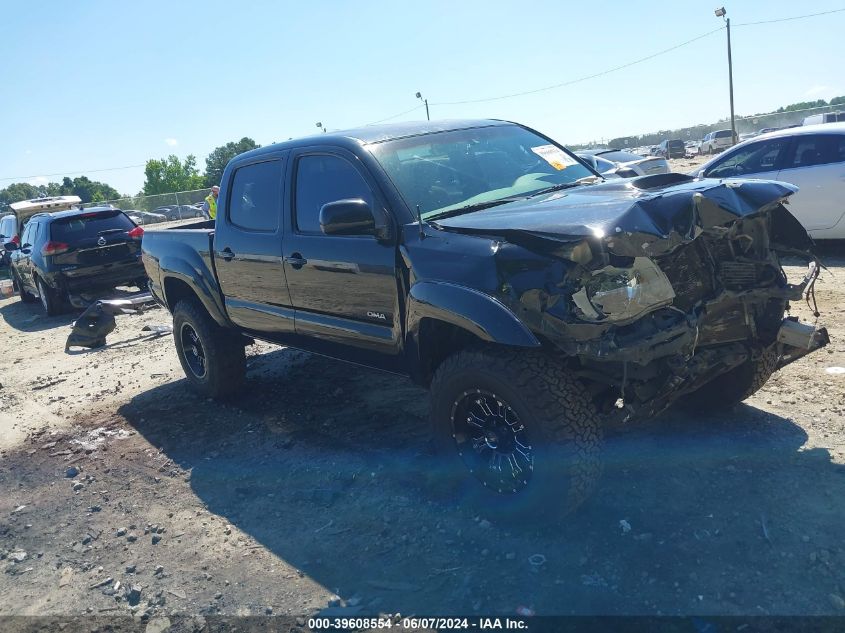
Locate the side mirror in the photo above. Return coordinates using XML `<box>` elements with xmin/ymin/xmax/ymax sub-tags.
<box><xmin>4</xmin><ymin>241</ymin><xmax>19</xmax><ymax>252</ymax></box>
<box><xmin>319</xmin><ymin>199</ymin><xmax>375</xmax><ymax>236</ymax></box>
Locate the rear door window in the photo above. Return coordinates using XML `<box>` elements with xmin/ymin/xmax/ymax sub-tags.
<box><xmin>50</xmin><ymin>211</ymin><xmax>134</xmax><ymax>243</ymax></box>
<box><xmin>227</xmin><ymin>160</ymin><xmax>283</xmax><ymax>232</ymax></box>
<box><xmin>783</xmin><ymin>134</ymin><xmax>845</xmax><ymax>168</ymax></box>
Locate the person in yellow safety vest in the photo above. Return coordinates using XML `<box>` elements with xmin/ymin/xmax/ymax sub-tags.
<box><xmin>202</xmin><ymin>185</ymin><xmax>220</xmax><ymax>219</ymax></box>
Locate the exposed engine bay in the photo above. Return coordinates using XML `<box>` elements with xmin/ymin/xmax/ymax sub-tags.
<box><xmin>435</xmin><ymin>175</ymin><xmax>830</xmax><ymax>421</ymax></box>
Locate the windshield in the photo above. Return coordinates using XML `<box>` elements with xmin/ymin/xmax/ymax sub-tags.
<box><xmin>369</xmin><ymin>125</ymin><xmax>594</xmax><ymax>219</ymax></box>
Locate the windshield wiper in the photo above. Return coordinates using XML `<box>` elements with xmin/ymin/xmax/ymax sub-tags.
<box><xmin>425</xmin><ymin>196</ymin><xmax>525</xmax><ymax>221</ymax></box>
<box><xmin>526</xmin><ymin>181</ymin><xmax>588</xmax><ymax>198</ymax></box>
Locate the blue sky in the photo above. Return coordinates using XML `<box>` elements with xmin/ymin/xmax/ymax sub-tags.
<box><xmin>1</xmin><ymin>0</ymin><xmax>844</xmax><ymax>195</ymax></box>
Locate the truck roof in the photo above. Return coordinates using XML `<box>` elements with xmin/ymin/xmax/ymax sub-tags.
<box><xmin>236</xmin><ymin>119</ymin><xmax>512</xmax><ymax>161</ymax></box>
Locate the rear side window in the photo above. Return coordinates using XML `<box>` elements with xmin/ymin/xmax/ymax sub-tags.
<box><xmin>50</xmin><ymin>211</ymin><xmax>134</xmax><ymax>243</ymax></box>
<box><xmin>227</xmin><ymin>160</ymin><xmax>282</xmax><ymax>232</ymax></box>
<box><xmin>294</xmin><ymin>154</ymin><xmax>373</xmax><ymax>234</ymax></box>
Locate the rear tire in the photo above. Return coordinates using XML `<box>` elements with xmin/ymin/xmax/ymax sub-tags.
<box><xmin>172</xmin><ymin>299</ymin><xmax>245</xmax><ymax>399</ymax></box>
<box><xmin>429</xmin><ymin>348</ymin><xmax>603</xmax><ymax>520</ymax></box>
<box><xmin>36</xmin><ymin>277</ymin><xmax>64</xmax><ymax>316</ymax></box>
<box><xmin>681</xmin><ymin>346</ymin><xmax>779</xmax><ymax>412</ymax></box>
<box><xmin>14</xmin><ymin>271</ymin><xmax>37</xmax><ymax>303</ymax></box>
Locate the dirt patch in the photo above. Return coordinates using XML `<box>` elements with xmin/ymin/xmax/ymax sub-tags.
<box><xmin>1</xmin><ymin>255</ymin><xmax>844</xmax><ymax>618</ymax></box>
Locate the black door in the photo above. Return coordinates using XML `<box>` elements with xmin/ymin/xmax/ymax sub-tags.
<box><xmin>282</xmin><ymin>150</ymin><xmax>400</xmax><ymax>370</ymax></box>
<box><xmin>213</xmin><ymin>156</ymin><xmax>295</xmax><ymax>339</ymax></box>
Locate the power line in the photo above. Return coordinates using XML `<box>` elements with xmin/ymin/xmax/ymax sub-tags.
<box><xmin>734</xmin><ymin>7</ymin><xmax>845</xmax><ymax>26</ymax></box>
<box><xmin>430</xmin><ymin>27</ymin><xmax>725</xmax><ymax>106</ymax></box>
<box><xmin>4</xmin><ymin>8</ymin><xmax>843</xmax><ymax>183</ymax></box>
<box><xmin>0</xmin><ymin>163</ymin><xmax>147</xmax><ymax>183</ymax></box>
<box><xmin>363</xmin><ymin>103</ymin><xmax>425</xmax><ymax>126</ymax></box>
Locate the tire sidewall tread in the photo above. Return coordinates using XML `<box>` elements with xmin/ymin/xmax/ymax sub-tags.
<box><xmin>172</xmin><ymin>299</ymin><xmax>246</xmax><ymax>400</ymax></box>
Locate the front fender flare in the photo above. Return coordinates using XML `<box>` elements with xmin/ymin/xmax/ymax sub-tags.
<box><xmin>407</xmin><ymin>281</ymin><xmax>540</xmax><ymax>348</ymax></box>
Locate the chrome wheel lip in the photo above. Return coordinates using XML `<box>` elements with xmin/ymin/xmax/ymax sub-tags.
<box><xmin>450</xmin><ymin>388</ymin><xmax>534</xmax><ymax>494</ymax></box>
<box><xmin>180</xmin><ymin>322</ymin><xmax>207</xmax><ymax>378</ymax></box>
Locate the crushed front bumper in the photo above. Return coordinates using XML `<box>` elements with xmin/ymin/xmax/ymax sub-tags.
<box><xmin>777</xmin><ymin>318</ymin><xmax>830</xmax><ymax>369</ymax></box>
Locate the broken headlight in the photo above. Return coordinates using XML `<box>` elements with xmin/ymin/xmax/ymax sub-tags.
<box><xmin>572</xmin><ymin>257</ymin><xmax>676</xmax><ymax>323</ymax></box>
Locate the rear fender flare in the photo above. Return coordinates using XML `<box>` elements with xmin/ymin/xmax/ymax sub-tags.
<box><xmin>406</xmin><ymin>281</ymin><xmax>540</xmax><ymax>348</ymax></box>
<box><xmin>159</xmin><ymin>255</ymin><xmax>228</xmax><ymax>327</ymax></box>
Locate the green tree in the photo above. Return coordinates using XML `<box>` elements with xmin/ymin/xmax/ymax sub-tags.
<box><xmin>203</xmin><ymin>137</ymin><xmax>260</xmax><ymax>187</ymax></box>
<box><xmin>0</xmin><ymin>182</ymin><xmax>44</xmax><ymax>208</ymax></box>
<box><xmin>142</xmin><ymin>154</ymin><xmax>204</xmax><ymax>195</ymax></box>
<box><xmin>776</xmin><ymin>99</ymin><xmax>828</xmax><ymax>113</ymax></box>
<box><xmin>60</xmin><ymin>176</ymin><xmax>120</xmax><ymax>203</ymax></box>
<box><xmin>830</xmin><ymin>95</ymin><xmax>845</xmax><ymax>106</ymax></box>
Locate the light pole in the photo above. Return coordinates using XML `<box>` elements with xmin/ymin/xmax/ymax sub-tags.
<box><xmin>415</xmin><ymin>92</ymin><xmax>430</xmax><ymax>121</ymax></box>
<box><xmin>715</xmin><ymin>7</ymin><xmax>737</xmax><ymax>145</ymax></box>
<box><xmin>316</xmin><ymin>122</ymin><xmax>326</xmax><ymax>133</ymax></box>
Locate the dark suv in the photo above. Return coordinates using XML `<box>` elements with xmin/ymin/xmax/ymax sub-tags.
<box><xmin>657</xmin><ymin>138</ymin><xmax>685</xmax><ymax>159</ymax></box>
<box><xmin>6</xmin><ymin>206</ymin><xmax>146</xmax><ymax>315</ymax></box>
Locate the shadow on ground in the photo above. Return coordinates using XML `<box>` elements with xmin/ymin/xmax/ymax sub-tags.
<box><xmin>0</xmin><ymin>297</ymin><xmax>74</xmax><ymax>332</ymax></box>
<box><xmin>118</xmin><ymin>348</ymin><xmax>845</xmax><ymax>615</ymax></box>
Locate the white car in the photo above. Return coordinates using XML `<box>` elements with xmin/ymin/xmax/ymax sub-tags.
<box><xmin>692</xmin><ymin>122</ymin><xmax>845</xmax><ymax>239</ymax></box>
<box><xmin>577</xmin><ymin>149</ymin><xmax>669</xmax><ymax>178</ymax></box>
<box><xmin>700</xmin><ymin>129</ymin><xmax>735</xmax><ymax>155</ymax></box>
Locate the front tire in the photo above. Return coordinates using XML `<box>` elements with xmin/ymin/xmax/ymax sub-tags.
<box><xmin>172</xmin><ymin>299</ymin><xmax>245</xmax><ymax>399</ymax></box>
<box><xmin>429</xmin><ymin>348</ymin><xmax>603</xmax><ymax>519</ymax></box>
<box><xmin>681</xmin><ymin>346</ymin><xmax>779</xmax><ymax>412</ymax></box>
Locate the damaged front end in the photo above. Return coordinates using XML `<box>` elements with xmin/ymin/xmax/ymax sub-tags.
<box><xmin>441</xmin><ymin>175</ymin><xmax>830</xmax><ymax>420</ymax></box>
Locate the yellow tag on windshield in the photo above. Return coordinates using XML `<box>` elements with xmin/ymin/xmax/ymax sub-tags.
<box><xmin>531</xmin><ymin>144</ymin><xmax>578</xmax><ymax>171</ymax></box>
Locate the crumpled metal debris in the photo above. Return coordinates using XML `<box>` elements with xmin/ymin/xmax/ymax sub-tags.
<box><xmin>65</xmin><ymin>292</ymin><xmax>160</xmax><ymax>351</ymax></box>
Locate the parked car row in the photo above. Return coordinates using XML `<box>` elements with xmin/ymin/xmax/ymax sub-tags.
<box><xmin>152</xmin><ymin>204</ymin><xmax>206</xmax><ymax>221</ymax></box>
<box><xmin>576</xmin><ymin>149</ymin><xmax>669</xmax><ymax>177</ymax></box>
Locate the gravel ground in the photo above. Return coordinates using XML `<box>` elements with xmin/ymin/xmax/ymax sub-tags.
<box><xmin>0</xmin><ymin>231</ymin><xmax>843</xmax><ymax>620</ymax></box>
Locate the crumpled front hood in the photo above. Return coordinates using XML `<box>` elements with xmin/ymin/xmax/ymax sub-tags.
<box><xmin>434</xmin><ymin>175</ymin><xmax>799</xmax><ymax>257</ymax></box>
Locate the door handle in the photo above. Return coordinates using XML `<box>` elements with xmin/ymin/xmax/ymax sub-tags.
<box><xmin>284</xmin><ymin>253</ymin><xmax>307</xmax><ymax>269</ymax></box>
<box><xmin>219</xmin><ymin>247</ymin><xmax>235</xmax><ymax>261</ymax></box>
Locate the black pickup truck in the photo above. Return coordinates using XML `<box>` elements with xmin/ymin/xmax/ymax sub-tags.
<box><xmin>142</xmin><ymin>119</ymin><xmax>828</xmax><ymax>515</ymax></box>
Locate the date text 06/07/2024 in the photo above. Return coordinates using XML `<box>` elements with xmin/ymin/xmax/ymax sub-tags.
<box><xmin>306</xmin><ymin>616</ymin><xmax>529</xmax><ymax>629</ymax></box>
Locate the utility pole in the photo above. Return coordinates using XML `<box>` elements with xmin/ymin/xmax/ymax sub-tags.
<box><xmin>415</xmin><ymin>92</ymin><xmax>430</xmax><ymax>121</ymax></box>
<box><xmin>716</xmin><ymin>7</ymin><xmax>737</xmax><ymax>145</ymax></box>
